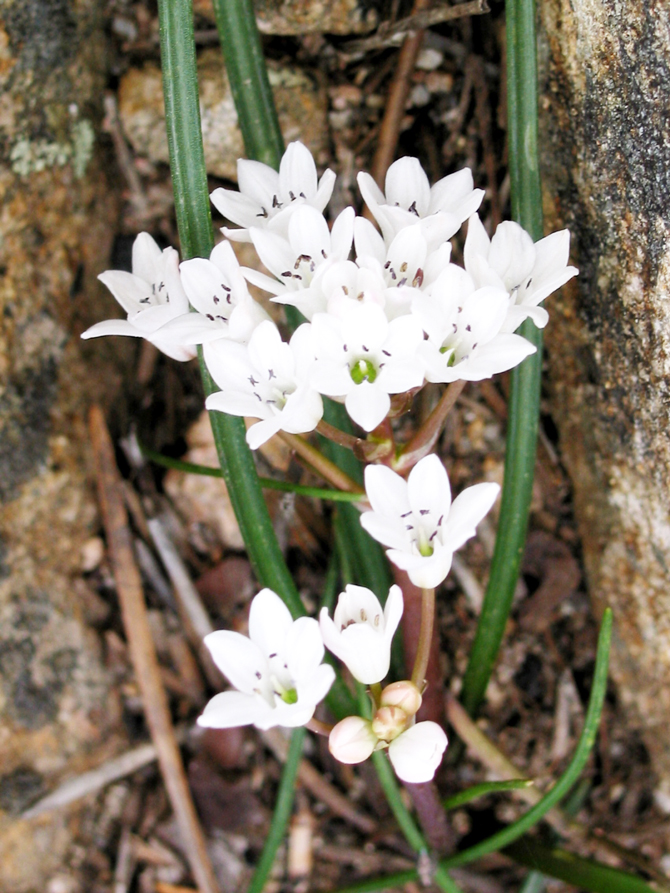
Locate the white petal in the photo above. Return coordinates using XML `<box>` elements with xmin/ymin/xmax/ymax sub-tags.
<box><xmin>81</xmin><ymin>318</ymin><xmax>145</xmax><ymax>340</ymax></box>
<box><xmin>237</xmin><ymin>158</ymin><xmax>279</xmax><ymax>208</ymax></box>
<box><xmin>210</xmin><ymin>187</ymin><xmax>265</xmax><ymax>229</ymax></box>
<box><xmin>353</xmin><ymin>216</ymin><xmax>386</xmax><ymax>264</ymax></box>
<box><xmin>440</xmin><ymin>482</ymin><xmax>500</xmax><ymax>553</ymax></box>
<box><xmin>384</xmin><ymin>157</ymin><xmax>431</xmax><ymax>216</ymax></box>
<box><xmin>383</xmin><ymin>585</ymin><xmax>404</xmax><ymax>643</ymax></box>
<box><xmin>279</xmin><ymin>143</ymin><xmax>318</xmax><ymax>199</ymax></box>
<box><xmin>197</xmin><ymin>690</ymin><xmax>270</xmax><ymax>728</ymax></box>
<box><xmin>345</xmin><ymin>381</ymin><xmax>389</xmax><ymax>431</ymax></box>
<box><xmin>407</xmin><ymin>454</ymin><xmax>451</xmax><ymax>518</ymax></box>
<box><xmin>388</xmin><ymin>722</ymin><xmax>448</xmax><ymax>782</ymax></box>
<box><xmin>314</xmin><ymin>168</ymin><xmax>337</xmax><ymax>212</ymax></box>
<box><xmin>246</xmin><ymin>418</ymin><xmax>281</xmax><ymax>449</ymax></box>
<box><xmin>387</xmin><ymin>547</ymin><xmax>454</xmax><ymax>589</ymax></box>
<box><xmin>97</xmin><ymin>270</ymin><xmax>149</xmax><ymax>315</ymax></box>
<box><xmin>286</xmin><ymin>617</ymin><xmax>325</xmax><ymax>681</ymax></box>
<box><xmin>248</xmin><ymin>588</ymin><xmax>294</xmax><ymax>657</ymax></box>
<box><xmin>359</xmin><ymin>512</ymin><xmax>411</xmax><ymax>552</ymax></box>
<box><xmin>364</xmin><ymin>463</ymin><xmax>410</xmax><ymax>518</ymax></box>
<box><xmin>203</xmin><ymin>629</ymin><xmax>267</xmax><ymax>695</ymax></box>
<box><xmin>455</xmin><ymin>334</ymin><xmax>536</xmax><ymax>381</ymax></box>
<box><xmin>132</xmin><ymin>232</ymin><xmax>163</xmax><ymax>283</ymax></box>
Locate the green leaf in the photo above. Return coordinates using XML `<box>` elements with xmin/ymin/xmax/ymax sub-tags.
<box><xmin>505</xmin><ymin>838</ymin><xmax>657</xmax><ymax>893</ymax></box>
<box><xmin>459</xmin><ymin>0</ymin><xmax>544</xmax><ymax>716</ymax></box>
<box><xmin>141</xmin><ymin>446</ymin><xmax>365</xmax><ymax>502</ymax></box>
<box><xmin>443</xmin><ymin>779</ymin><xmax>534</xmax><ymax>812</ymax></box>
<box><xmin>247</xmin><ymin>727</ymin><xmax>306</xmax><ymax>893</ymax></box>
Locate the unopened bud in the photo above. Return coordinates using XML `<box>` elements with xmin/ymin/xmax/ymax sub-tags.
<box><xmin>329</xmin><ymin>716</ymin><xmax>377</xmax><ymax>764</ymax></box>
<box><xmin>371</xmin><ymin>705</ymin><xmax>408</xmax><ymax>742</ymax></box>
<box><xmin>380</xmin><ymin>680</ymin><xmax>422</xmax><ymax>717</ymax></box>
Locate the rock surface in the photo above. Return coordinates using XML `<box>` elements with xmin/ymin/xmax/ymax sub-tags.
<box><xmin>0</xmin><ymin>2</ymin><xmax>127</xmax><ymax>889</ymax></box>
<box><xmin>538</xmin><ymin>0</ymin><xmax>670</xmax><ymax>779</ymax></box>
<box><xmin>192</xmin><ymin>0</ymin><xmax>378</xmax><ymax>35</ymax></box>
<box><xmin>119</xmin><ymin>48</ymin><xmax>330</xmax><ymax>181</ymax></box>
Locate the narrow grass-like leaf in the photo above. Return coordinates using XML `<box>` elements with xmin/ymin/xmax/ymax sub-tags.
<box><xmin>443</xmin><ymin>779</ymin><xmax>534</xmax><ymax>812</ymax></box>
<box><xmin>210</xmin><ymin>0</ymin><xmax>283</xmax><ymax>168</ymax></box>
<box><xmin>141</xmin><ymin>447</ymin><xmax>365</xmax><ymax>502</ymax></box>
<box><xmin>459</xmin><ymin>0</ymin><xmax>544</xmax><ymax>716</ymax></box>
<box><xmin>332</xmin><ymin>610</ymin><xmax>613</xmax><ymax>893</ymax></box>
<box><xmin>157</xmin><ymin>0</ymin><xmax>303</xmax><ymax>617</ymax></box>
<box><xmin>247</xmin><ymin>727</ymin><xmax>306</xmax><ymax>893</ymax></box>
<box><xmin>505</xmin><ymin>839</ymin><xmax>657</xmax><ymax>893</ymax></box>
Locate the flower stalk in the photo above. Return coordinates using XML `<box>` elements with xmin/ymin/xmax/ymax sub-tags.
<box><xmin>394</xmin><ymin>381</ymin><xmax>466</xmax><ymax>473</ymax></box>
<box><xmin>411</xmin><ymin>588</ymin><xmax>435</xmax><ymax>689</ymax></box>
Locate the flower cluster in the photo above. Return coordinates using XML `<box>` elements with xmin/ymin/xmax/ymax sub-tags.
<box><xmin>82</xmin><ymin>142</ymin><xmax>577</xmax><ymax>448</ymax></box>
<box><xmin>84</xmin><ymin>143</ymin><xmax>578</xmax><ymax>787</ymax></box>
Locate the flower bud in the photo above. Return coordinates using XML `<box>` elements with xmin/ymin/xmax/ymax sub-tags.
<box><xmin>329</xmin><ymin>716</ymin><xmax>377</xmax><ymax>764</ymax></box>
<box><xmin>371</xmin><ymin>705</ymin><xmax>408</xmax><ymax>742</ymax></box>
<box><xmin>380</xmin><ymin>680</ymin><xmax>422</xmax><ymax>717</ymax></box>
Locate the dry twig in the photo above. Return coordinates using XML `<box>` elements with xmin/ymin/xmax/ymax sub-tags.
<box><xmin>89</xmin><ymin>405</ymin><xmax>220</xmax><ymax>893</ymax></box>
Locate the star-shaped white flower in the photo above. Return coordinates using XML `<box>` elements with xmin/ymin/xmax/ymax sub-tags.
<box><xmin>243</xmin><ymin>205</ymin><xmax>355</xmax><ymax>320</ymax></box>
<box><xmin>357</xmin><ymin>158</ymin><xmax>484</xmax><ymax>245</ymax></box>
<box><xmin>204</xmin><ymin>319</ymin><xmax>323</xmax><ymax>449</ymax></box>
<box><xmin>81</xmin><ymin>232</ymin><xmax>196</xmax><ymax>361</ymax></box>
<box><xmin>412</xmin><ymin>263</ymin><xmax>536</xmax><ymax>382</ymax></box>
<box><xmin>158</xmin><ymin>240</ymin><xmax>269</xmax><ymax>347</ymax></box>
<box><xmin>198</xmin><ymin>588</ymin><xmax>335</xmax><ymax>731</ymax></box>
<box><xmin>360</xmin><ymin>454</ymin><xmax>499</xmax><ymax>589</ymax></box>
<box><xmin>210</xmin><ymin>142</ymin><xmax>336</xmax><ymax>242</ymax></box>
<box><xmin>309</xmin><ymin>300</ymin><xmax>425</xmax><ymax>432</ymax></box>
<box><xmin>319</xmin><ymin>585</ymin><xmax>403</xmax><ymax>684</ymax></box>
<box><xmin>464</xmin><ymin>214</ymin><xmax>578</xmax><ymax>333</ymax></box>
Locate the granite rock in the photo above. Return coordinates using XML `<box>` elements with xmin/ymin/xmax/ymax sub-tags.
<box><xmin>538</xmin><ymin>0</ymin><xmax>670</xmax><ymax>780</ymax></box>
<box><xmin>118</xmin><ymin>48</ymin><xmax>330</xmax><ymax>181</ymax></box>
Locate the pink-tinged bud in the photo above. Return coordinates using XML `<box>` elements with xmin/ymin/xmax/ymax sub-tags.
<box><xmin>380</xmin><ymin>681</ymin><xmax>422</xmax><ymax>717</ymax></box>
<box><xmin>371</xmin><ymin>705</ymin><xmax>408</xmax><ymax>742</ymax></box>
<box><xmin>329</xmin><ymin>716</ymin><xmax>377</xmax><ymax>764</ymax></box>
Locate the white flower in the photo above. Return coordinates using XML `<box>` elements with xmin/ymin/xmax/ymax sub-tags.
<box><xmin>159</xmin><ymin>240</ymin><xmax>269</xmax><ymax>346</ymax></box>
<box><xmin>81</xmin><ymin>232</ymin><xmax>196</xmax><ymax>361</ymax></box>
<box><xmin>328</xmin><ymin>714</ymin><xmax>448</xmax><ymax>783</ymax></box>
<box><xmin>319</xmin><ymin>584</ymin><xmax>403</xmax><ymax>684</ymax></box>
<box><xmin>360</xmin><ymin>454</ymin><xmax>499</xmax><ymax>589</ymax></box>
<box><xmin>243</xmin><ymin>205</ymin><xmax>355</xmax><ymax>319</ymax></box>
<box><xmin>357</xmin><ymin>158</ymin><xmax>484</xmax><ymax>245</ymax></box>
<box><xmin>210</xmin><ymin>142</ymin><xmax>336</xmax><ymax>242</ymax></box>
<box><xmin>464</xmin><ymin>214</ymin><xmax>578</xmax><ymax>332</ymax></box>
<box><xmin>387</xmin><ymin>721</ymin><xmax>448</xmax><ymax>783</ymax></box>
<box><xmin>198</xmin><ymin>588</ymin><xmax>335</xmax><ymax>731</ymax></box>
<box><xmin>204</xmin><ymin>320</ymin><xmax>323</xmax><ymax>449</ymax></box>
<box><xmin>309</xmin><ymin>300</ymin><xmax>425</xmax><ymax>431</ymax></box>
<box><xmin>412</xmin><ymin>264</ymin><xmax>536</xmax><ymax>383</ymax></box>
<box><xmin>353</xmin><ymin>218</ymin><xmax>453</xmax><ymax>320</ymax></box>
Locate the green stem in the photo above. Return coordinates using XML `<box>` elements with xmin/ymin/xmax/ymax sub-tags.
<box><xmin>157</xmin><ymin>0</ymin><xmax>303</xmax><ymax>618</ymax></box>
<box><xmin>210</xmin><ymin>0</ymin><xmax>283</xmax><ymax>169</ymax></box>
<box><xmin>459</xmin><ymin>0</ymin><xmax>544</xmax><ymax>716</ymax></box>
<box><xmin>247</xmin><ymin>727</ymin><xmax>306</xmax><ymax>893</ymax></box>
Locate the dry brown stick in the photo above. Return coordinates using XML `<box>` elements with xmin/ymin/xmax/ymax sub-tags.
<box><xmin>90</xmin><ymin>404</ymin><xmax>220</xmax><ymax>893</ymax></box>
<box><xmin>446</xmin><ymin>695</ymin><xmax>670</xmax><ymax>889</ymax></box>
<box><xmin>343</xmin><ymin>1</ymin><xmax>489</xmax><ymax>56</ymax></box>
<box><xmin>21</xmin><ymin>728</ymin><xmax>190</xmax><ymax>819</ymax></box>
<box><xmin>262</xmin><ymin>728</ymin><xmax>377</xmax><ymax>835</ymax></box>
<box><xmin>368</xmin><ymin>0</ymin><xmax>433</xmax><ymax>193</ymax></box>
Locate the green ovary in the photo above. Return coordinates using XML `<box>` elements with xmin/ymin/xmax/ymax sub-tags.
<box><xmin>281</xmin><ymin>688</ymin><xmax>298</xmax><ymax>704</ymax></box>
<box><xmin>350</xmin><ymin>358</ymin><xmax>378</xmax><ymax>385</ymax></box>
